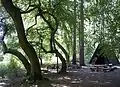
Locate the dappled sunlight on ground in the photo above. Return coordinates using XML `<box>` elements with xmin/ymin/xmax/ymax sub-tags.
<box><xmin>0</xmin><ymin>77</ymin><xmax>11</xmax><ymax>87</ymax></box>
<box><xmin>0</xmin><ymin>68</ymin><xmax>120</xmax><ymax>87</ymax></box>
<box><xmin>0</xmin><ymin>82</ymin><xmax>7</xmax><ymax>86</ymax></box>
<box><xmin>58</xmin><ymin>76</ymin><xmax>71</xmax><ymax>80</ymax></box>
<box><xmin>51</xmin><ymin>83</ymin><xmax>70</xmax><ymax>87</ymax></box>
<box><xmin>45</xmin><ymin>68</ymin><xmax>120</xmax><ymax>87</ymax></box>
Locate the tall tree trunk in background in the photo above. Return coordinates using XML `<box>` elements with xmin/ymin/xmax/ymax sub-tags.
<box><xmin>72</xmin><ymin>0</ymin><xmax>77</xmax><ymax>64</ymax></box>
<box><xmin>1</xmin><ymin>0</ymin><xmax>43</xmax><ymax>80</ymax></box>
<box><xmin>79</xmin><ymin>0</ymin><xmax>85</xmax><ymax>66</ymax></box>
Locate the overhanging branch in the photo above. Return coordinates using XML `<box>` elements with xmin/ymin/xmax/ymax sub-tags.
<box><xmin>40</xmin><ymin>38</ymin><xmax>55</xmax><ymax>53</ymax></box>
<box><xmin>26</xmin><ymin>14</ymin><xmax>38</xmax><ymax>36</ymax></box>
<box><xmin>2</xmin><ymin>41</ymin><xmax>31</xmax><ymax>75</ymax></box>
<box><xmin>21</xmin><ymin>6</ymin><xmax>37</xmax><ymax>14</ymax></box>
<box><xmin>37</xmin><ymin>10</ymin><xmax>54</xmax><ymax>30</ymax></box>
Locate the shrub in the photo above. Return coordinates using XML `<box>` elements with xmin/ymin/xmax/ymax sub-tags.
<box><xmin>0</xmin><ymin>57</ymin><xmax>26</xmax><ymax>79</ymax></box>
<box><xmin>7</xmin><ymin>58</ymin><xmax>25</xmax><ymax>79</ymax></box>
<box><xmin>0</xmin><ymin>64</ymin><xmax>7</xmax><ymax>78</ymax></box>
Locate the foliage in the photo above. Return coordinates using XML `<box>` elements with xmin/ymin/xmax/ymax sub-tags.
<box><xmin>0</xmin><ymin>63</ymin><xmax>7</xmax><ymax>78</ymax></box>
<box><xmin>7</xmin><ymin>57</ymin><xmax>19</xmax><ymax>72</ymax></box>
<box><xmin>0</xmin><ymin>57</ymin><xmax>25</xmax><ymax>79</ymax></box>
<box><xmin>1</xmin><ymin>0</ymin><xmax>120</xmax><ymax>69</ymax></box>
<box><xmin>85</xmin><ymin>0</ymin><xmax>120</xmax><ymax>58</ymax></box>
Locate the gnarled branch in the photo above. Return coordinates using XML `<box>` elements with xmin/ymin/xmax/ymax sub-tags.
<box><xmin>2</xmin><ymin>41</ymin><xmax>31</xmax><ymax>75</ymax></box>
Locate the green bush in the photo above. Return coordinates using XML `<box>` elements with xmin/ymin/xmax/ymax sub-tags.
<box><xmin>7</xmin><ymin>58</ymin><xmax>22</xmax><ymax>79</ymax></box>
<box><xmin>7</xmin><ymin>57</ymin><xmax>19</xmax><ymax>72</ymax></box>
<box><xmin>0</xmin><ymin>58</ymin><xmax>26</xmax><ymax>79</ymax></box>
<box><xmin>0</xmin><ymin>64</ymin><xmax>7</xmax><ymax>78</ymax></box>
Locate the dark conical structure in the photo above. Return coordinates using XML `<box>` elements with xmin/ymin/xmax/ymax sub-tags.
<box><xmin>89</xmin><ymin>44</ymin><xmax>120</xmax><ymax>65</ymax></box>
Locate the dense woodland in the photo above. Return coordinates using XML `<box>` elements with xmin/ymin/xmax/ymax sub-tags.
<box><xmin>0</xmin><ymin>0</ymin><xmax>120</xmax><ymax>87</ymax></box>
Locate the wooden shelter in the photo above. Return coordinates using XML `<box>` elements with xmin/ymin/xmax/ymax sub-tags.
<box><xmin>89</xmin><ymin>44</ymin><xmax>120</xmax><ymax>65</ymax></box>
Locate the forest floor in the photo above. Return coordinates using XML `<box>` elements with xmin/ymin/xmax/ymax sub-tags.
<box><xmin>0</xmin><ymin>66</ymin><xmax>120</xmax><ymax>87</ymax></box>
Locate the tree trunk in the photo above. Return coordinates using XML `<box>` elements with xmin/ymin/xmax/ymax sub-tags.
<box><xmin>72</xmin><ymin>0</ymin><xmax>77</xmax><ymax>65</ymax></box>
<box><xmin>55</xmin><ymin>50</ymin><xmax>67</xmax><ymax>73</ymax></box>
<box><xmin>79</xmin><ymin>0</ymin><xmax>85</xmax><ymax>66</ymax></box>
<box><xmin>38</xmin><ymin>2</ymin><xmax>67</xmax><ymax>73</ymax></box>
<box><xmin>41</xmin><ymin>40</ymin><xmax>67</xmax><ymax>73</ymax></box>
<box><xmin>1</xmin><ymin>0</ymin><xmax>43</xmax><ymax>80</ymax></box>
<box><xmin>55</xmin><ymin>40</ymin><xmax>70</xmax><ymax>64</ymax></box>
<box><xmin>3</xmin><ymin>42</ymin><xmax>31</xmax><ymax>76</ymax></box>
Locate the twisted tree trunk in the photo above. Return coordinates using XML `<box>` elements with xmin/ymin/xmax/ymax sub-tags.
<box><xmin>1</xmin><ymin>0</ymin><xmax>43</xmax><ymax>80</ymax></box>
<box><xmin>3</xmin><ymin>42</ymin><xmax>31</xmax><ymax>76</ymax></box>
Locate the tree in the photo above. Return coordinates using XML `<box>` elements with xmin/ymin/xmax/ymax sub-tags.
<box><xmin>38</xmin><ymin>0</ymin><xmax>68</xmax><ymax>73</ymax></box>
<box><xmin>87</xmin><ymin>0</ymin><xmax>120</xmax><ymax>53</ymax></box>
<box><xmin>1</xmin><ymin>0</ymin><xmax>43</xmax><ymax>80</ymax></box>
<box><xmin>72</xmin><ymin>0</ymin><xmax>77</xmax><ymax>64</ymax></box>
<box><xmin>79</xmin><ymin>0</ymin><xmax>85</xmax><ymax>66</ymax></box>
<box><xmin>3</xmin><ymin>41</ymin><xmax>31</xmax><ymax>76</ymax></box>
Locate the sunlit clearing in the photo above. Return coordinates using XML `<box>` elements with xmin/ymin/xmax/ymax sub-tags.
<box><xmin>58</xmin><ymin>77</ymin><xmax>63</xmax><ymax>80</ymax></box>
<box><xmin>51</xmin><ymin>84</ymin><xmax>70</xmax><ymax>87</ymax></box>
<box><xmin>0</xmin><ymin>82</ymin><xmax>6</xmax><ymax>85</ymax></box>
<box><xmin>68</xmin><ymin>70</ymin><xmax>79</xmax><ymax>73</ymax></box>
<box><xmin>49</xmin><ymin>69</ymin><xmax>57</xmax><ymax>73</ymax></box>
<box><xmin>58</xmin><ymin>76</ymin><xmax>71</xmax><ymax>80</ymax></box>
<box><xmin>71</xmin><ymin>80</ymin><xmax>82</xmax><ymax>84</ymax></box>
<box><xmin>30</xmin><ymin>85</ymin><xmax>38</xmax><ymax>87</ymax></box>
<box><xmin>64</xmin><ymin>76</ymin><xmax>71</xmax><ymax>80</ymax></box>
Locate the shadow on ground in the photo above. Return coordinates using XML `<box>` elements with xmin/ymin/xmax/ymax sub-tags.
<box><xmin>1</xmin><ymin>68</ymin><xmax>120</xmax><ymax>87</ymax></box>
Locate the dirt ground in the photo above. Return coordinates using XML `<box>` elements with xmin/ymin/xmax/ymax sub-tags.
<box><xmin>0</xmin><ymin>67</ymin><xmax>120</xmax><ymax>87</ymax></box>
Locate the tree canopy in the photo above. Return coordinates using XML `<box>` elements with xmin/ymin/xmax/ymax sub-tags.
<box><xmin>0</xmin><ymin>0</ymin><xmax>120</xmax><ymax>81</ymax></box>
